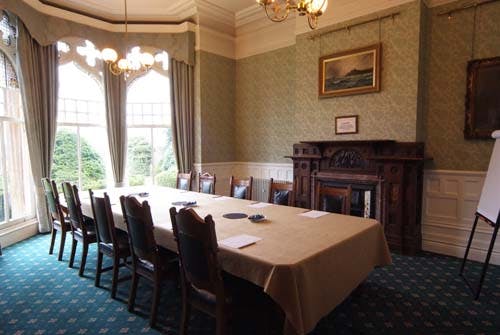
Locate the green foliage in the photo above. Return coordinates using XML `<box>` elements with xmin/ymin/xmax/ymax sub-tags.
<box><xmin>155</xmin><ymin>166</ymin><xmax>177</xmax><ymax>188</ymax></box>
<box><xmin>157</xmin><ymin>128</ymin><xmax>176</xmax><ymax>173</ymax></box>
<box><xmin>129</xmin><ymin>175</ymin><xmax>145</xmax><ymax>186</ymax></box>
<box><xmin>128</xmin><ymin>136</ymin><xmax>152</xmax><ymax>177</ymax></box>
<box><xmin>52</xmin><ymin>129</ymin><xmax>106</xmax><ymax>190</ymax></box>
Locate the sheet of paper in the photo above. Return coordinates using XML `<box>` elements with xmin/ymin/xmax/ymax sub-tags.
<box><xmin>248</xmin><ymin>202</ymin><xmax>272</xmax><ymax>209</ymax></box>
<box><xmin>219</xmin><ymin>234</ymin><xmax>262</xmax><ymax>249</ymax></box>
<box><xmin>213</xmin><ymin>196</ymin><xmax>231</xmax><ymax>201</ymax></box>
<box><xmin>298</xmin><ymin>210</ymin><xmax>330</xmax><ymax>219</ymax></box>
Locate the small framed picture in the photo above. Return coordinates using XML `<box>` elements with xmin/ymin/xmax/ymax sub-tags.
<box><xmin>335</xmin><ymin>115</ymin><xmax>358</xmax><ymax>135</ymax></box>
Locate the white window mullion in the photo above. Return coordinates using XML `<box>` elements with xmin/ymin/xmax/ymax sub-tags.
<box><xmin>0</xmin><ymin>121</ymin><xmax>9</xmax><ymax>223</ymax></box>
<box><xmin>150</xmin><ymin>127</ymin><xmax>155</xmax><ymax>183</ymax></box>
<box><xmin>77</xmin><ymin>126</ymin><xmax>82</xmax><ymax>189</ymax></box>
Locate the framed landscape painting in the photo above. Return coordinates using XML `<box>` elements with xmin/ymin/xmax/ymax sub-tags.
<box><xmin>319</xmin><ymin>43</ymin><xmax>381</xmax><ymax>98</ymax></box>
<box><xmin>464</xmin><ymin>56</ymin><xmax>500</xmax><ymax>139</ymax></box>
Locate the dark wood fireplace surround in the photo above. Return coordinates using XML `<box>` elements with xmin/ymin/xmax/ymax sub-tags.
<box><xmin>287</xmin><ymin>140</ymin><xmax>427</xmax><ymax>255</ymax></box>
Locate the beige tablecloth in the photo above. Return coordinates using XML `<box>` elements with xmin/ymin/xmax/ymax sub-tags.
<box><xmin>80</xmin><ymin>186</ymin><xmax>392</xmax><ymax>335</ymax></box>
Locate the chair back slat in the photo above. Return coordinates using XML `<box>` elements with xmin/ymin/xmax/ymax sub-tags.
<box><xmin>120</xmin><ymin>195</ymin><xmax>158</xmax><ymax>262</ymax></box>
<box><xmin>61</xmin><ymin>182</ymin><xmax>86</xmax><ymax>232</ymax></box>
<box><xmin>170</xmin><ymin>207</ymin><xmax>222</xmax><ymax>293</ymax></box>
<box><xmin>177</xmin><ymin>172</ymin><xmax>193</xmax><ymax>191</ymax></box>
<box><xmin>229</xmin><ymin>176</ymin><xmax>253</xmax><ymax>200</ymax></box>
<box><xmin>89</xmin><ymin>191</ymin><xmax>115</xmax><ymax>245</ymax></box>
<box><xmin>42</xmin><ymin>178</ymin><xmax>59</xmax><ymax>217</ymax></box>
<box><xmin>198</xmin><ymin>172</ymin><xmax>216</xmax><ymax>194</ymax></box>
<box><xmin>268</xmin><ymin>178</ymin><xmax>295</xmax><ymax>206</ymax></box>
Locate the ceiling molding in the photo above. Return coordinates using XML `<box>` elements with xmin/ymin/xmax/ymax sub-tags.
<box><xmin>196</xmin><ymin>0</ymin><xmax>235</xmax><ymax>35</ymax></box>
<box><xmin>22</xmin><ymin>0</ymin><xmax>196</xmax><ymax>33</ymax></box>
<box><xmin>36</xmin><ymin>0</ymin><xmax>197</xmax><ymax>24</ymax></box>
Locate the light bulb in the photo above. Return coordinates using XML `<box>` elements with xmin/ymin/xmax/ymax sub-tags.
<box><xmin>117</xmin><ymin>58</ymin><xmax>128</xmax><ymax>70</ymax></box>
<box><xmin>101</xmin><ymin>48</ymin><xmax>118</xmax><ymax>63</ymax></box>
<box><xmin>140</xmin><ymin>52</ymin><xmax>155</xmax><ymax>67</ymax></box>
<box><xmin>309</xmin><ymin>0</ymin><xmax>327</xmax><ymax>14</ymax></box>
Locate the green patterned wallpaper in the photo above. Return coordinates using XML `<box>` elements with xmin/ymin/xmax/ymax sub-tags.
<box><xmin>424</xmin><ymin>0</ymin><xmax>499</xmax><ymax>171</ymax></box>
<box><xmin>235</xmin><ymin>46</ymin><xmax>297</xmax><ymax>163</ymax></box>
<box><xmin>234</xmin><ymin>1</ymin><xmax>423</xmax><ymax>163</ymax></box>
<box><xmin>196</xmin><ymin>0</ymin><xmax>499</xmax><ymax>171</ymax></box>
<box><xmin>195</xmin><ymin>50</ymin><xmax>236</xmax><ymax>163</ymax></box>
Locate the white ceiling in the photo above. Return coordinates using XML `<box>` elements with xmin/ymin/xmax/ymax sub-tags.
<box><xmin>41</xmin><ymin>0</ymin><xmax>257</xmax><ymax>21</ymax></box>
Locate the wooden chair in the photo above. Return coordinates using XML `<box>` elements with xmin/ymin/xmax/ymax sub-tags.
<box><xmin>177</xmin><ymin>171</ymin><xmax>193</xmax><ymax>191</ymax></box>
<box><xmin>198</xmin><ymin>172</ymin><xmax>216</xmax><ymax>195</ymax></box>
<box><xmin>119</xmin><ymin>195</ymin><xmax>178</xmax><ymax>327</ymax></box>
<box><xmin>61</xmin><ymin>182</ymin><xmax>97</xmax><ymax>276</ymax></box>
<box><xmin>89</xmin><ymin>190</ymin><xmax>131</xmax><ymax>298</ymax></box>
<box><xmin>169</xmin><ymin>207</ymin><xmax>232</xmax><ymax>335</ymax></box>
<box><xmin>268</xmin><ymin>178</ymin><xmax>294</xmax><ymax>206</ymax></box>
<box><xmin>42</xmin><ymin>178</ymin><xmax>71</xmax><ymax>261</ymax></box>
<box><xmin>229</xmin><ymin>176</ymin><xmax>253</xmax><ymax>200</ymax></box>
<box><xmin>316</xmin><ymin>185</ymin><xmax>352</xmax><ymax>215</ymax></box>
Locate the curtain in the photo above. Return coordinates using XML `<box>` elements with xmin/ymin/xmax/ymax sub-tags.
<box><xmin>17</xmin><ymin>23</ymin><xmax>58</xmax><ymax>233</ymax></box>
<box><xmin>103</xmin><ymin>66</ymin><xmax>127</xmax><ymax>187</ymax></box>
<box><xmin>170</xmin><ymin>58</ymin><xmax>194</xmax><ymax>173</ymax></box>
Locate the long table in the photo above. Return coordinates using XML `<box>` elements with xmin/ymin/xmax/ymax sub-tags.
<box><xmin>80</xmin><ymin>186</ymin><xmax>392</xmax><ymax>335</ymax></box>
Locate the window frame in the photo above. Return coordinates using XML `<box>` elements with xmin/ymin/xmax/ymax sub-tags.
<box><xmin>126</xmin><ymin>68</ymin><xmax>174</xmax><ymax>186</ymax></box>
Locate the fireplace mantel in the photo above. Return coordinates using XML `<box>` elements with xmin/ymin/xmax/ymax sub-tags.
<box><xmin>287</xmin><ymin>140</ymin><xmax>428</xmax><ymax>255</ymax></box>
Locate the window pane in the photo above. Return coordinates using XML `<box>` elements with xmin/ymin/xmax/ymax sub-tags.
<box><xmin>0</xmin><ymin>132</ymin><xmax>4</xmax><ymax>223</ymax></box>
<box><xmin>127</xmin><ymin>128</ymin><xmax>152</xmax><ymax>186</ymax></box>
<box><xmin>52</xmin><ymin>126</ymin><xmax>79</xmax><ymax>187</ymax></box>
<box><xmin>79</xmin><ymin>127</ymin><xmax>109</xmax><ymax>190</ymax></box>
<box><xmin>153</xmin><ymin>128</ymin><xmax>176</xmax><ymax>187</ymax></box>
<box><xmin>4</xmin><ymin>121</ymin><xmax>32</xmax><ymax>220</ymax></box>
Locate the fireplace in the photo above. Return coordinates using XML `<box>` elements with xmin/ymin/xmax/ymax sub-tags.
<box><xmin>287</xmin><ymin>140</ymin><xmax>428</xmax><ymax>255</ymax></box>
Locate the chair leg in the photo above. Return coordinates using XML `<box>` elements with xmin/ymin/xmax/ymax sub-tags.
<box><xmin>58</xmin><ymin>231</ymin><xmax>66</xmax><ymax>261</ymax></box>
<box><xmin>150</xmin><ymin>278</ymin><xmax>162</xmax><ymax>327</ymax></box>
<box><xmin>49</xmin><ymin>228</ymin><xmax>57</xmax><ymax>255</ymax></box>
<box><xmin>95</xmin><ymin>250</ymin><xmax>103</xmax><ymax>287</ymax></box>
<box><xmin>128</xmin><ymin>271</ymin><xmax>139</xmax><ymax>312</ymax></box>
<box><xmin>111</xmin><ymin>255</ymin><xmax>120</xmax><ymax>299</ymax></box>
<box><xmin>79</xmin><ymin>242</ymin><xmax>89</xmax><ymax>277</ymax></box>
<box><xmin>180</xmin><ymin>293</ymin><xmax>191</xmax><ymax>335</ymax></box>
<box><xmin>69</xmin><ymin>239</ymin><xmax>77</xmax><ymax>268</ymax></box>
<box><xmin>216</xmin><ymin>302</ymin><xmax>229</xmax><ymax>335</ymax></box>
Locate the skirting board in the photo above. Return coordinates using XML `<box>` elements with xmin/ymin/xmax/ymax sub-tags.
<box><xmin>0</xmin><ymin>220</ymin><xmax>38</xmax><ymax>249</ymax></box>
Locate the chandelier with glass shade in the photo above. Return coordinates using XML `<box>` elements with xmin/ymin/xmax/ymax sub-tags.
<box><xmin>256</xmin><ymin>0</ymin><xmax>328</xmax><ymax>29</ymax></box>
<box><xmin>100</xmin><ymin>0</ymin><xmax>155</xmax><ymax>76</ymax></box>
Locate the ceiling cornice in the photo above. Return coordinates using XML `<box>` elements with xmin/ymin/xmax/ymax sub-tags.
<box><xmin>35</xmin><ymin>0</ymin><xmax>197</xmax><ymax>24</ymax></box>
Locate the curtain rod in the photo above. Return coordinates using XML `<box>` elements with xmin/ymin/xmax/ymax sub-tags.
<box><xmin>308</xmin><ymin>12</ymin><xmax>400</xmax><ymax>41</ymax></box>
<box><xmin>437</xmin><ymin>0</ymin><xmax>500</xmax><ymax>17</ymax></box>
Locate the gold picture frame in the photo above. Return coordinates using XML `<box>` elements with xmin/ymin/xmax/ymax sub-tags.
<box><xmin>319</xmin><ymin>43</ymin><xmax>381</xmax><ymax>98</ymax></box>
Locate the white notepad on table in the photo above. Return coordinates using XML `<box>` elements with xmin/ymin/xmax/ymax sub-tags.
<box><xmin>299</xmin><ymin>210</ymin><xmax>330</xmax><ymax>219</ymax></box>
<box><xmin>219</xmin><ymin>234</ymin><xmax>262</xmax><ymax>249</ymax></box>
<box><xmin>248</xmin><ymin>202</ymin><xmax>272</xmax><ymax>209</ymax></box>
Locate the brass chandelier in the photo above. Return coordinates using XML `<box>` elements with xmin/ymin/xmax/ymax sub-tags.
<box><xmin>100</xmin><ymin>0</ymin><xmax>155</xmax><ymax>76</ymax></box>
<box><xmin>256</xmin><ymin>0</ymin><xmax>328</xmax><ymax>29</ymax></box>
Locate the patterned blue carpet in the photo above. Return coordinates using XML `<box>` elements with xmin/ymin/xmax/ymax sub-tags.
<box><xmin>1</xmin><ymin>234</ymin><xmax>499</xmax><ymax>334</ymax></box>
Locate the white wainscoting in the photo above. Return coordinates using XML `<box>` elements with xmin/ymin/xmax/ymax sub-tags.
<box><xmin>193</xmin><ymin>161</ymin><xmax>293</xmax><ymax>198</ymax></box>
<box><xmin>422</xmin><ymin>170</ymin><xmax>500</xmax><ymax>265</ymax></box>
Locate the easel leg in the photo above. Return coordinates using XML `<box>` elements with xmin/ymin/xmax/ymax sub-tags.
<box><xmin>475</xmin><ymin>223</ymin><xmax>500</xmax><ymax>300</ymax></box>
<box><xmin>460</xmin><ymin>215</ymin><xmax>479</xmax><ymax>275</ymax></box>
